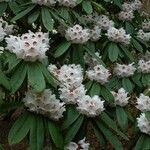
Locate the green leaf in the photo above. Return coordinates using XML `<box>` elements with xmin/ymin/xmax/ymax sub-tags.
<box><xmin>100</xmin><ymin>112</ymin><xmax>128</xmax><ymax>140</ymax></box>
<box><xmin>8</xmin><ymin>112</ymin><xmax>31</xmax><ymax>145</ymax></box>
<box><xmin>122</xmin><ymin>78</ymin><xmax>134</xmax><ymax>92</ymax></box>
<box><xmin>10</xmin><ymin>63</ymin><xmax>27</xmax><ymax>93</ymax></box>
<box><xmin>0</xmin><ymin>2</ymin><xmax>7</xmax><ymax>16</ymax></box>
<box><xmin>108</xmin><ymin>42</ymin><xmax>119</xmax><ymax>62</ymax></box>
<box><xmin>62</xmin><ymin>106</ymin><xmax>80</xmax><ymax>130</ymax></box>
<box><xmin>0</xmin><ymin>70</ymin><xmax>10</xmax><ymax>90</ymax></box>
<box><xmin>28</xmin><ymin>10</ymin><xmax>40</xmax><ymax>24</ymax></box>
<box><xmin>134</xmin><ymin>135</ymin><xmax>145</xmax><ymax>150</ymax></box>
<box><xmin>113</xmin><ymin>0</ymin><xmax>122</xmax><ymax>8</ymax></box>
<box><xmin>48</xmin><ymin>121</ymin><xmax>64</xmax><ymax>149</ymax></box>
<box><xmin>116</xmin><ymin>106</ymin><xmax>128</xmax><ymax>130</ymax></box>
<box><xmin>65</xmin><ymin>115</ymin><xmax>84</xmax><ymax>144</ymax></box>
<box><xmin>27</xmin><ymin>63</ymin><xmax>46</xmax><ymax>93</ymax></box>
<box><xmin>132</xmin><ymin>38</ymin><xmax>143</xmax><ymax>53</ymax></box>
<box><xmin>142</xmin><ymin>74</ymin><xmax>150</xmax><ymax>86</ymax></box>
<box><xmin>89</xmin><ymin>82</ymin><xmax>101</xmax><ymax>96</ymax></box>
<box><xmin>54</xmin><ymin>41</ymin><xmax>71</xmax><ymax>58</ymax></box>
<box><xmin>30</xmin><ymin>115</ymin><xmax>44</xmax><ymax>150</ymax></box>
<box><xmin>96</xmin><ymin>120</ymin><xmax>123</xmax><ymax>150</ymax></box>
<box><xmin>82</xmin><ymin>1</ymin><xmax>93</xmax><ymax>14</ymax></box>
<box><xmin>11</xmin><ymin>4</ymin><xmax>36</xmax><ymax>21</ymax></box>
<box><xmin>91</xmin><ymin>1</ymin><xmax>106</xmax><ymax>13</ymax></box>
<box><xmin>41</xmin><ymin>7</ymin><xmax>54</xmax><ymax>31</ymax></box>
<box><xmin>142</xmin><ymin>135</ymin><xmax>150</xmax><ymax>150</ymax></box>
<box><xmin>145</xmin><ymin>111</ymin><xmax>150</xmax><ymax>122</ymax></box>
<box><xmin>125</xmin><ymin>22</ymin><xmax>135</xmax><ymax>34</ymax></box>
<box><xmin>100</xmin><ymin>86</ymin><xmax>114</xmax><ymax>102</ymax></box>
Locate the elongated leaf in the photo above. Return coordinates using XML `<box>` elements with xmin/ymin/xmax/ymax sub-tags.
<box><xmin>122</xmin><ymin>78</ymin><xmax>134</xmax><ymax>92</ymax></box>
<box><xmin>116</xmin><ymin>106</ymin><xmax>128</xmax><ymax>130</ymax></box>
<box><xmin>28</xmin><ymin>10</ymin><xmax>40</xmax><ymax>24</ymax></box>
<box><xmin>132</xmin><ymin>38</ymin><xmax>143</xmax><ymax>53</ymax></box>
<box><xmin>8</xmin><ymin>112</ymin><xmax>31</xmax><ymax>145</ymax></box>
<box><xmin>28</xmin><ymin>63</ymin><xmax>45</xmax><ymax>93</ymax></box>
<box><xmin>10</xmin><ymin>63</ymin><xmax>27</xmax><ymax>93</ymax></box>
<box><xmin>82</xmin><ymin>1</ymin><xmax>93</xmax><ymax>14</ymax></box>
<box><xmin>30</xmin><ymin>115</ymin><xmax>44</xmax><ymax>150</ymax></box>
<box><xmin>145</xmin><ymin>111</ymin><xmax>150</xmax><ymax>122</ymax></box>
<box><xmin>48</xmin><ymin>121</ymin><xmax>64</xmax><ymax>149</ymax></box>
<box><xmin>96</xmin><ymin>120</ymin><xmax>123</xmax><ymax>150</ymax></box>
<box><xmin>100</xmin><ymin>112</ymin><xmax>128</xmax><ymax>140</ymax></box>
<box><xmin>11</xmin><ymin>4</ymin><xmax>36</xmax><ymax>21</ymax></box>
<box><xmin>54</xmin><ymin>41</ymin><xmax>71</xmax><ymax>58</ymax></box>
<box><xmin>89</xmin><ymin>82</ymin><xmax>101</xmax><ymax>96</ymax></box>
<box><xmin>108</xmin><ymin>42</ymin><xmax>119</xmax><ymax>62</ymax></box>
<box><xmin>142</xmin><ymin>135</ymin><xmax>150</xmax><ymax>150</ymax></box>
<box><xmin>134</xmin><ymin>135</ymin><xmax>145</xmax><ymax>150</ymax></box>
<box><xmin>0</xmin><ymin>2</ymin><xmax>7</xmax><ymax>16</ymax></box>
<box><xmin>65</xmin><ymin>115</ymin><xmax>84</xmax><ymax>144</ymax></box>
<box><xmin>0</xmin><ymin>70</ymin><xmax>10</xmax><ymax>90</ymax></box>
<box><xmin>62</xmin><ymin>106</ymin><xmax>80</xmax><ymax>130</ymax></box>
<box><xmin>41</xmin><ymin>7</ymin><xmax>54</xmax><ymax>31</ymax></box>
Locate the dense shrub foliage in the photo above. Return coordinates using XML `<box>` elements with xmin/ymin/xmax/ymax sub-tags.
<box><xmin>0</xmin><ymin>0</ymin><xmax>150</xmax><ymax>149</ymax></box>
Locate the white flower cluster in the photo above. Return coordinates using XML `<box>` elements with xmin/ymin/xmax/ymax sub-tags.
<box><xmin>136</xmin><ymin>94</ymin><xmax>150</xmax><ymax>112</ymax></box>
<box><xmin>111</xmin><ymin>88</ymin><xmax>129</xmax><ymax>107</ymax></box>
<box><xmin>137</xmin><ymin>60</ymin><xmax>150</xmax><ymax>73</ymax></box>
<box><xmin>23</xmin><ymin>89</ymin><xmax>66</xmax><ymax>121</ymax></box>
<box><xmin>114</xmin><ymin>63</ymin><xmax>136</xmax><ymax>78</ymax></box>
<box><xmin>32</xmin><ymin>0</ymin><xmax>78</xmax><ymax>7</ymax></box>
<box><xmin>86</xmin><ymin>65</ymin><xmax>111</xmax><ymax>85</ymax></box>
<box><xmin>0</xmin><ymin>18</ymin><xmax>14</xmax><ymax>42</ymax></box>
<box><xmin>65</xmin><ymin>138</ymin><xmax>90</xmax><ymax>150</ymax></box>
<box><xmin>106</xmin><ymin>27</ymin><xmax>131</xmax><ymax>45</ymax></box>
<box><xmin>89</xmin><ymin>26</ymin><xmax>101</xmax><ymax>41</ymax></box>
<box><xmin>82</xmin><ymin>13</ymin><xmax>98</xmax><ymax>24</ymax></box>
<box><xmin>118</xmin><ymin>11</ymin><xmax>134</xmax><ymax>22</ymax></box>
<box><xmin>96</xmin><ymin>15</ymin><xmax>114</xmax><ymax>30</ymax></box>
<box><xmin>137</xmin><ymin>113</ymin><xmax>150</xmax><ymax>135</ymax></box>
<box><xmin>137</xmin><ymin>30</ymin><xmax>150</xmax><ymax>41</ymax></box>
<box><xmin>58</xmin><ymin>0</ymin><xmax>78</xmax><ymax>8</ymax></box>
<box><xmin>65</xmin><ymin>24</ymin><xmax>90</xmax><ymax>44</ymax></box>
<box><xmin>142</xmin><ymin>20</ymin><xmax>150</xmax><ymax>31</ymax></box>
<box><xmin>48</xmin><ymin>64</ymin><xmax>86</xmax><ymax>104</ymax></box>
<box><xmin>5</xmin><ymin>31</ymin><xmax>49</xmax><ymax>62</ymax></box>
<box><xmin>77</xmin><ymin>95</ymin><xmax>105</xmax><ymax>117</ymax></box>
<box><xmin>122</xmin><ymin>0</ymin><xmax>142</xmax><ymax>12</ymax></box>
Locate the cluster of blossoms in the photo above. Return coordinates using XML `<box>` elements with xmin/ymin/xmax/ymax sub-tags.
<box><xmin>106</xmin><ymin>27</ymin><xmax>131</xmax><ymax>45</ymax></box>
<box><xmin>114</xmin><ymin>63</ymin><xmax>136</xmax><ymax>78</ymax></box>
<box><xmin>23</xmin><ymin>89</ymin><xmax>66</xmax><ymax>121</ymax></box>
<box><xmin>137</xmin><ymin>29</ymin><xmax>150</xmax><ymax>41</ymax></box>
<box><xmin>48</xmin><ymin>64</ymin><xmax>105</xmax><ymax>117</ymax></box>
<box><xmin>111</xmin><ymin>88</ymin><xmax>130</xmax><ymax>107</ymax></box>
<box><xmin>86</xmin><ymin>65</ymin><xmax>111</xmax><ymax>85</ymax></box>
<box><xmin>137</xmin><ymin>59</ymin><xmax>150</xmax><ymax>73</ymax></box>
<box><xmin>5</xmin><ymin>31</ymin><xmax>49</xmax><ymax>62</ymax></box>
<box><xmin>136</xmin><ymin>94</ymin><xmax>150</xmax><ymax>135</ymax></box>
<box><xmin>0</xmin><ymin>17</ymin><xmax>15</xmax><ymax>42</ymax></box>
<box><xmin>142</xmin><ymin>20</ymin><xmax>150</xmax><ymax>31</ymax></box>
<box><xmin>89</xmin><ymin>26</ymin><xmax>101</xmax><ymax>41</ymax></box>
<box><xmin>118</xmin><ymin>11</ymin><xmax>134</xmax><ymax>22</ymax></box>
<box><xmin>65</xmin><ymin>25</ymin><xmax>90</xmax><ymax>44</ymax></box>
<box><xmin>65</xmin><ymin>138</ymin><xmax>90</xmax><ymax>150</ymax></box>
<box><xmin>32</xmin><ymin>0</ymin><xmax>78</xmax><ymax>7</ymax></box>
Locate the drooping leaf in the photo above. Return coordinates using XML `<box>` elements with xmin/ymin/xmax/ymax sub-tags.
<box><xmin>122</xmin><ymin>78</ymin><xmax>134</xmax><ymax>92</ymax></box>
<box><xmin>82</xmin><ymin>1</ymin><xmax>93</xmax><ymax>14</ymax></box>
<box><xmin>28</xmin><ymin>10</ymin><xmax>40</xmax><ymax>24</ymax></box>
<box><xmin>0</xmin><ymin>2</ymin><xmax>7</xmax><ymax>16</ymax></box>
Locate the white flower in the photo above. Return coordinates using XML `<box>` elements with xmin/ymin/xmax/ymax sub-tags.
<box><xmin>118</xmin><ymin>11</ymin><xmax>134</xmax><ymax>22</ymax></box>
<box><xmin>77</xmin><ymin>95</ymin><xmax>105</xmax><ymax>117</ymax></box>
<box><xmin>82</xmin><ymin>13</ymin><xmax>98</xmax><ymax>24</ymax></box>
<box><xmin>137</xmin><ymin>113</ymin><xmax>150</xmax><ymax>135</ymax></box>
<box><xmin>122</xmin><ymin>2</ymin><xmax>134</xmax><ymax>12</ymax></box>
<box><xmin>58</xmin><ymin>0</ymin><xmax>78</xmax><ymax>8</ymax></box>
<box><xmin>32</xmin><ymin>0</ymin><xmax>57</xmax><ymax>6</ymax></box>
<box><xmin>89</xmin><ymin>26</ymin><xmax>101</xmax><ymax>41</ymax></box>
<box><xmin>86</xmin><ymin>65</ymin><xmax>111</xmax><ymax>85</ymax></box>
<box><xmin>142</xmin><ymin>20</ymin><xmax>150</xmax><ymax>31</ymax></box>
<box><xmin>96</xmin><ymin>15</ymin><xmax>114</xmax><ymax>30</ymax></box>
<box><xmin>65</xmin><ymin>24</ymin><xmax>90</xmax><ymax>44</ymax></box>
<box><xmin>106</xmin><ymin>27</ymin><xmax>131</xmax><ymax>45</ymax></box>
<box><xmin>137</xmin><ymin>30</ymin><xmax>150</xmax><ymax>41</ymax></box>
<box><xmin>131</xmin><ymin>0</ymin><xmax>142</xmax><ymax>11</ymax></box>
<box><xmin>111</xmin><ymin>88</ymin><xmax>129</xmax><ymax>107</ymax></box>
<box><xmin>114</xmin><ymin>63</ymin><xmax>136</xmax><ymax>78</ymax></box>
<box><xmin>0</xmin><ymin>26</ymin><xmax>6</xmax><ymax>42</ymax></box>
<box><xmin>59</xmin><ymin>84</ymin><xmax>86</xmax><ymax>104</ymax></box>
<box><xmin>48</xmin><ymin>64</ymin><xmax>83</xmax><ymax>88</ymax></box>
<box><xmin>65</xmin><ymin>138</ymin><xmax>90</xmax><ymax>150</ymax></box>
<box><xmin>0</xmin><ymin>46</ymin><xmax>4</xmax><ymax>55</ymax></box>
<box><xmin>5</xmin><ymin>31</ymin><xmax>49</xmax><ymax>62</ymax></box>
<box><xmin>136</xmin><ymin>94</ymin><xmax>150</xmax><ymax>112</ymax></box>
<box><xmin>23</xmin><ymin>89</ymin><xmax>66</xmax><ymax>121</ymax></box>
<box><xmin>137</xmin><ymin>60</ymin><xmax>150</xmax><ymax>73</ymax></box>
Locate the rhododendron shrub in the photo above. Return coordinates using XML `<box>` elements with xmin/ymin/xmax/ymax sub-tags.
<box><xmin>0</xmin><ymin>0</ymin><xmax>149</xmax><ymax>149</ymax></box>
